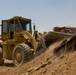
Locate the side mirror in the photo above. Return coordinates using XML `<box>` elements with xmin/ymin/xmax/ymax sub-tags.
<box><xmin>33</xmin><ymin>25</ymin><xmax>36</xmax><ymax>30</ymax></box>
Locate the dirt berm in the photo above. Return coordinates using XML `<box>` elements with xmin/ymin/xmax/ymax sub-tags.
<box><xmin>0</xmin><ymin>33</ymin><xmax>76</xmax><ymax>75</ymax></box>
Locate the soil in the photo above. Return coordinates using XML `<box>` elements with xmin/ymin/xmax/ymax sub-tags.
<box><xmin>0</xmin><ymin>40</ymin><xmax>76</xmax><ymax>75</ymax></box>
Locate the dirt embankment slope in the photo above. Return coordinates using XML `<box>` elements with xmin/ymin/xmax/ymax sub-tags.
<box><xmin>0</xmin><ymin>40</ymin><xmax>76</xmax><ymax>75</ymax></box>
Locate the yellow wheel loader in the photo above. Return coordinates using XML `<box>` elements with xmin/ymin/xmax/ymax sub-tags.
<box><xmin>0</xmin><ymin>16</ymin><xmax>72</xmax><ymax>66</ymax></box>
<box><xmin>0</xmin><ymin>16</ymin><xmax>38</xmax><ymax>66</ymax></box>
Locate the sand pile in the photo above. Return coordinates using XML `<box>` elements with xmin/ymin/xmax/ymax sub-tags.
<box><xmin>0</xmin><ymin>40</ymin><xmax>76</xmax><ymax>75</ymax></box>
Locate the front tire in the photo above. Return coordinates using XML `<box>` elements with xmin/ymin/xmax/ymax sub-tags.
<box><xmin>12</xmin><ymin>43</ymin><xmax>33</xmax><ymax>66</ymax></box>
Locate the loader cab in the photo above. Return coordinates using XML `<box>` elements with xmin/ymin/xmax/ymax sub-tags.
<box><xmin>1</xmin><ymin>16</ymin><xmax>32</xmax><ymax>40</ymax></box>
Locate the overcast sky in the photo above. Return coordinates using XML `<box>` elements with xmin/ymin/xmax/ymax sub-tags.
<box><xmin>0</xmin><ymin>0</ymin><xmax>76</xmax><ymax>32</ymax></box>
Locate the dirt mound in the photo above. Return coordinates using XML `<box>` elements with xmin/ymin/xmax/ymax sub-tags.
<box><xmin>0</xmin><ymin>38</ymin><xmax>76</xmax><ymax>75</ymax></box>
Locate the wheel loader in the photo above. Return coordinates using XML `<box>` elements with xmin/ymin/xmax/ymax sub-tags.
<box><xmin>0</xmin><ymin>16</ymin><xmax>41</xmax><ymax>66</ymax></box>
<box><xmin>0</xmin><ymin>16</ymin><xmax>72</xmax><ymax>66</ymax></box>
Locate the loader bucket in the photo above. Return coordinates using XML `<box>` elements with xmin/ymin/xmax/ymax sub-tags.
<box><xmin>35</xmin><ymin>31</ymin><xmax>72</xmax><ymax>56</ymax></box>
<box><xmin>53</xmin><ymin>34</ymin><xmax>76</xmax><ymax>55</ymax></box>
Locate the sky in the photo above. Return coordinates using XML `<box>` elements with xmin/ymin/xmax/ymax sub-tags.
<box><xmin>0</xmin><ymin>0</ymin><xmax>76</xmax><ymax>33</ymax></box>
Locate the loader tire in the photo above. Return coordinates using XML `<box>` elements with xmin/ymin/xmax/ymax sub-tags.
<box><xmin>0</xmin><ymin>48</ymin><xmax>4</xmax><ymax>66</ymax></box>
<box><xmin>12</xmin><ymin>43</ymin><xmax>34</xmax><ymax>66</ymax></box>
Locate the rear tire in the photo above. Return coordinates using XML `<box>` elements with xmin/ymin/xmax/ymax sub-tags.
<box><xmin>12</xmin><ymin>43</ymin><xmax>34</xmax><ymax>66</ymax></box>
<box><xmin>0</xmin><ymin>48</ymin><xmax>4</xmax><ymax>66</ymax></box>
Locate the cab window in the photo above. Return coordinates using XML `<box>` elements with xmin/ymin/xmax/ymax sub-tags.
<box><xmin>19</xmin><ymin>19</ymin><xmax>31</xmax><ymax>32</ymax></box>
<box><xmin>2</xmin><ymin>21</ymin><xmax>8</xmax><ymax>33</ymax></box>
